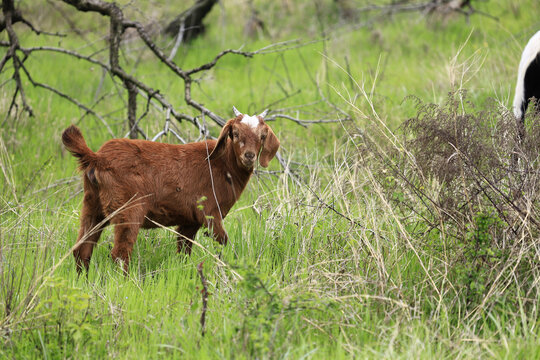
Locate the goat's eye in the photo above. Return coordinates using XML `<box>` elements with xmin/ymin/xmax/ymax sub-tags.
<box><xmin>261</xmin><ymin>134</ymin><xmax>267</xmax><ymax>140</ymax></box>
<box><xmin>233</xmin><ymin>132</ymin><xmax>239</xmax><ymax>138</ymax></box>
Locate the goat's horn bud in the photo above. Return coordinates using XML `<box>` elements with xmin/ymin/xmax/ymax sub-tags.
<box><xmin>258</xmin><ymin>109</ymin><xmax>269</xmax><ymax>118</ymax></box>
<box><xmin>232</xmin><ymin>106</ymin><xmax>242</xmax><ymax>117</ymax></box>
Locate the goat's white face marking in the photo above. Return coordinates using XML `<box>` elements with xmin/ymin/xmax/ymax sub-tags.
<box><xmin>240</xmin><ymin>114</ymin><xmax>260</xmax><ymax>129</ymax></box>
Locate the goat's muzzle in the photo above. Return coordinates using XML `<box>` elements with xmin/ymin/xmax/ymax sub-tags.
<box><xmin>242</xmin><ymin>151</ymin><xmax>256</xmax><ymax>169</ymax></box>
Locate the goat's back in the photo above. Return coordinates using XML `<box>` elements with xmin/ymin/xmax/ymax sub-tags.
<box><xmin>97</xmin><ymin>138</ymin><xmax>216</xmax><ymax>168</ymax></box>
<box><xmin>90</xmin><ymin>138</ymin><xmax>243</xmax><ymax>225</ymax></box>
<box><xmin>94</xmin><ymin>138</ymin><xmax>219</xmax><ymax>188</ymax></box>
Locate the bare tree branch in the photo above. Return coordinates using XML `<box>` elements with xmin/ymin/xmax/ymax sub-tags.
<box><xmin>266</xmin><ymin>113</ymin><xmax>351</xmax><ymax>127</ymax></box>
<box><xmin>185</xmin><ymin>49</ymin><xmax>254</xmax><ymax>76</ymax></box>
<box><xmin>1</xmin><ymin>0</ymin><xmax>33</xmax><ymax>117</ymax></box>
<box><xmin>0</xmin><ymin>7</ymin><xmax>64</xmax><ymax>36</ymax></box>
<box><xmin>59</xmin><ymin>0</ymin><xmax>226</xmax><ymax>131</ymax></box>
<box><xmin>3</xmin><ymin>0</ymin><xmax>332</xmax><ymax>141</ymax></box>
<box><xmin>2</xmin><ymin>43</ymin><xmax>203</xmax><ymax>134</ymax></box>
<box><xmin>125</xmin><ymin>80</ymin><xmax>138</xmax><ymax>139</ymax></box>
<box><xmin>18</xmin><ymin>60</ymin><xmax>114</xmax><ymax>136</ymax></box>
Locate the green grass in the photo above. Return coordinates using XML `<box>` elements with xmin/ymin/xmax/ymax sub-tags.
<box><xmin>2</xmin><ymin>0</ymin><xmax>540</xmax><ymax>358</ymax></box>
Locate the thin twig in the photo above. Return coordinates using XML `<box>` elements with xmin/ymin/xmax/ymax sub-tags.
<box><xmin>18</xmin><ymin>61</ymin><xmax>115</xmax><ymax>137</ymax></box>
<box><xmin>167</xmin><ymin>22</ymin><xmax>184</xmax><ymax>61</ymax></box>
<box><xmin>197</xmin><ymin>262</ymin><xmax>209</xmax><ymax>337</ymax></box>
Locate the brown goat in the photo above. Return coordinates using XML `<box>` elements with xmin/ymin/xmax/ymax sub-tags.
<box><xmin>62</xmin><ymin>108</ymin><xmax>280</xmax><ymax>273</ymax></box>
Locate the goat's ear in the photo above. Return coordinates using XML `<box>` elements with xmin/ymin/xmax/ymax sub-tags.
<box><xmin>209</xmin><ymin>121</ymin><xmax>233</xmax><ymax>160</ymax></box>
<box><xmin>259</xmin><ymin>125</ymin><xmax>280</xmax><ymax>168</ymax></box>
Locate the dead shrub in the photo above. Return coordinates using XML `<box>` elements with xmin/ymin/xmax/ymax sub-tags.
<box><xmin>364</xmin><ymin>91</ymin><xmax>540</xmax><ymax>314</ymax></box>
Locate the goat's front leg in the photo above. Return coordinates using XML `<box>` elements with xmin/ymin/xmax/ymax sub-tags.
<box><xmin>110</xmin><ymin>207</ymin><xmax>145</xmax><ymax>275</ymax></box>
<box><xmin>206</xmin><ymin>218</ymin><xmax>229</xmax><ymax>246</ymax></box>
<box><xmin>176</xmin><ymin>224</ymin><xmax>201</xmax><ymax>255</ymax></box>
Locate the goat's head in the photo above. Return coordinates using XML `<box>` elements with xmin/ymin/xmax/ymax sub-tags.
<box><xmin>209</xmin><ymin>106</ymin><xmax>280</xmax><ymax>170</ymax></box>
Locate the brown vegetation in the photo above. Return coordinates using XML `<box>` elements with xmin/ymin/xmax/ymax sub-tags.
<box><xmin>365</xmin><ymin>93</ymin><xmax>540</xmax><ymax>312</ymax></box>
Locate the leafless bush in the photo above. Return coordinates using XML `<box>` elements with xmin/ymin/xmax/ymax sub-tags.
<box><xmin>357</xmin><ymin>91</ymin><xmax>540</xmax><ymax>316</ymax></box>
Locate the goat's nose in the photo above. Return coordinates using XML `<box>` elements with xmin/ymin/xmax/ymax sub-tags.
<box><xmin>245</xmin><ymin>152</ymin><xmax>255</xmax><ymax>160</ymax></box>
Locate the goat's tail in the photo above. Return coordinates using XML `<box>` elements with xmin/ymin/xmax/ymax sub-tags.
<box><xmin>62</xmin><ymin>125</ymin><xmax>100</xmax><ymax>171</ymax></box>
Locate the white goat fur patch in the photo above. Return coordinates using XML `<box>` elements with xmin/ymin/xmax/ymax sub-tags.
<box><xmin>513</xmin><ymin>31</ymin><xmax>540</xmax><ymax>119</ymax></box>
<box><xmin>240</xmin><ymin>114</ymin><xmax>260</xmax><ymax>128</ymax></box>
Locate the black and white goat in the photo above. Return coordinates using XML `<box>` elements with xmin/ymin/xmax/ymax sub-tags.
<box><xmin>513</xmin><ymin>31</ymin><xmax>540</xmax><ymax>122</ymax></box>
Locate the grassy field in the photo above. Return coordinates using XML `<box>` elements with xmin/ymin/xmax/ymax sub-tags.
<box><xmin>2</xmin><ymin>0</ymin><xmax>540</xmax><ymax>358</ymax></box>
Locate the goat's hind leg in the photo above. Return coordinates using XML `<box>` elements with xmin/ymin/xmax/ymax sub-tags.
<box><xmin>110</xmin><ymin>205</ymin><xmax>145</xmax><ymax>275</ymax></box>
<box><xmin>176</xmin><ymin>224</ymin><xmax>201</xmax><ymax>255</ymax></box>
<box><xmin>74</xmin><ymin>192</ymin><xmax>107</xmax><ymax>274</ymax></box>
